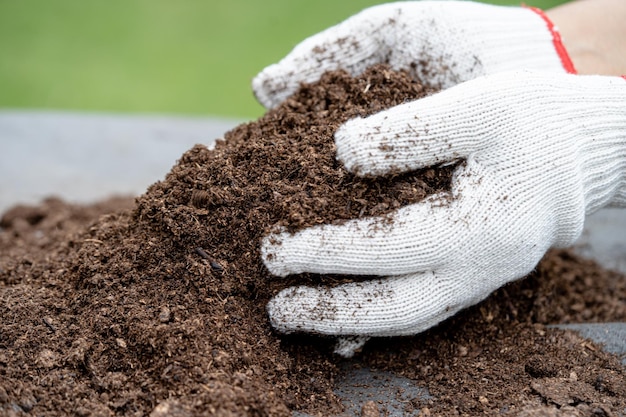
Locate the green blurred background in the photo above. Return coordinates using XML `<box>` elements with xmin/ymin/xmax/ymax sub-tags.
<box><xmin>0</xmin><ymin>0</ymin><xmax>568</xmax><ymax>119</ymax></box>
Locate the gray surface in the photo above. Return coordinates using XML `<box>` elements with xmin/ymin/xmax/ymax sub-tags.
<box><xmin>333</xmin><ymin>365</ymin><xmax>431</xmax><ymax>416</ymax></box>
<box><xmin>0</xmin><ymin>110</ymin><xmax>234</xmax><ymax>213</ymax></box>
<box><xmin>1</xmin><ymin>110</ymin><xmax>625</xmax><ymax>416</ymax></box>
<box><xmin>293</xmin><ymin>365</ymin><xmax>431</xmax><ymax>417</ymax></box>
<box><xmin>553</xmin><ymin>323</ymin><xmax>626</xmax><ymax>365</ymax></box>
<box><xmin>573</xmin><ymin>207</ymin><xmax>626</xmax><ymax>274</ymax></box>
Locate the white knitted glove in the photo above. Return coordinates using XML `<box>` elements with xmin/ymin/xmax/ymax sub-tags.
<box><xmin>253</xmin><ymin>1</ymin><xmax>575</xmax><ymax>109</ymax></box>
<box><xmin>263</xmin><ymin>71</ymin><xmax>626</xmax><ymax>356</ymax></box>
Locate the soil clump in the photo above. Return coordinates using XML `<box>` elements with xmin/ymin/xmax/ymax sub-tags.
<box><xmin>1</xmin><ymin>66</ymin><xmax>626</xmax><ymax>416</ymax></box>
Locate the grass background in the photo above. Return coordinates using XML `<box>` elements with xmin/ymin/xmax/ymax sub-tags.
<box><xmin>0</xmin><ymin>0</ymin><xmax>568</xmax><ymax>118</ymax></box>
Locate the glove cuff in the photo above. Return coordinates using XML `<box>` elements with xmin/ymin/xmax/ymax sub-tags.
<box><xmin>524</xmin><ymin>6</ymin><xmax>577</xmax><ymax>74</ymax></box>
<box><xmin>450</xmin><ymin>3</ymin><xmax>577</xmax><ymax>76</ymax></box>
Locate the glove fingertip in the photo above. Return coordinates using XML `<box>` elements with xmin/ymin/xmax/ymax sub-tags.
<box><xmin>335</xmin><ymin>117</ymin><xmax>381</xmax><ymax>177</ymax></box>
<box><xmin>251</xmin><ymin>65</ymin><xmax>291</xmax><ymax>110</ymax></box>
<box><xmin>266</xmin><ymin>293</ymin><xmax>290</xmax><ymax>333</ymax></box>
<box><xmin>267</xmin><ymin>286</ymin><xmax>317</xmax><ymax>333</ymax></box>
<box><xmin>333</xmin><ymin>336</ymin><xmax>370</xmax><ymax>358</ymax></box>
<box><xmin>260</xmin><ymin>241</ymin><xmax>291</xmax><ymax>278</ymax></box>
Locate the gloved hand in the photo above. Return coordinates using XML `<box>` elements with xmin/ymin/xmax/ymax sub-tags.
<box><xmin>262</xmin><ymin>71</ymin><xmax>626</xmax><ymax>356</ymax></box>
<box><xmin>252</xmin><ymin>1</ymin><xmax>575</xmax><ymax>109</ymax></box>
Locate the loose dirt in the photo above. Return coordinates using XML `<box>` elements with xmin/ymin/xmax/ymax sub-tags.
<box><xmin>1</xmin><ymin>66</ymin><xmax>625</xmax><ymax>416</ymax></box>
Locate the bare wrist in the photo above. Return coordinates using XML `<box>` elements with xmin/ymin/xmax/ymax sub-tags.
<box><xmin>546</xmin><ymin>0</ymin><xmax>626</xmax><ymax>75</ymax></box>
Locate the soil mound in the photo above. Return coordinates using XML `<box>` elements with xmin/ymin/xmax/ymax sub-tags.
<box><xmin>1</xmin><ymin>66</ymin><xmax>626</xmax><ymax>416</ymax></box>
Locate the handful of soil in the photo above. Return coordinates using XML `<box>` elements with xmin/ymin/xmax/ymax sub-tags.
<box><xmin>2</xmin><ymin>65</ymin><xmax>626</xmax><ymax>416</ymax></box>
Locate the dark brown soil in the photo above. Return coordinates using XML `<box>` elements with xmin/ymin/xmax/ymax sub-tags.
<box><xmin>1</xmin><ymin>66</ymin><xmax>626</xmax><ymax>417</ymax></box>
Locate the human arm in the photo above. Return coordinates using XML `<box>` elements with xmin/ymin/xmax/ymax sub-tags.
<box><xmin>547</xmin><ymin>0</ymin><xmax>626</xmax><ymax>75</ymax></box>
<box><xmin>256</xmin><ymin>1</ymin><xmax>626</xmax><ymax>356</ymax></box>
<box><xmin>262</xmin><ymin>71</ymin><xmax>626</xmax><ymax>355</ymax></box>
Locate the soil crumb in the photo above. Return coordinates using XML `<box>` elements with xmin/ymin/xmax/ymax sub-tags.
<box><xmin>1</xmin><ymin>66</ymin><xmax>626</xmax><ymax>416</ymax></box>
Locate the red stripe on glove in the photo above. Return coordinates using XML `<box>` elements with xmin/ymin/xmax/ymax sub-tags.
<box><xmin>526</xmin><ymin>6</ymin><xmax>577</xmax><ymax>74</ymax></box>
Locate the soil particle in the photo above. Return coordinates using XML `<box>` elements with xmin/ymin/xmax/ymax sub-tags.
<box><xmin>1</xmin><ymin>65</ymin><xmax>626</xmax><ymax>416</ymax></box>
<box><xmin>360</xmin><ymin>400</ymin><xmax>380</xmax><ymax>417</ymax></box>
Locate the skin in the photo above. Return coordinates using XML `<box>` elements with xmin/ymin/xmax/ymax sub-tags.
<box><xmin>547</xmin><ymin>0</ymin><xmax>626</xmax><ymax>75</ymax></box>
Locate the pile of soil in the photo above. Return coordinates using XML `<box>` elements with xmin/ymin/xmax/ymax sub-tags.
<box><xmin>2</xmin><ymin>66</ymin><xmax>626</xmax><ymax>416</ymax></box>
